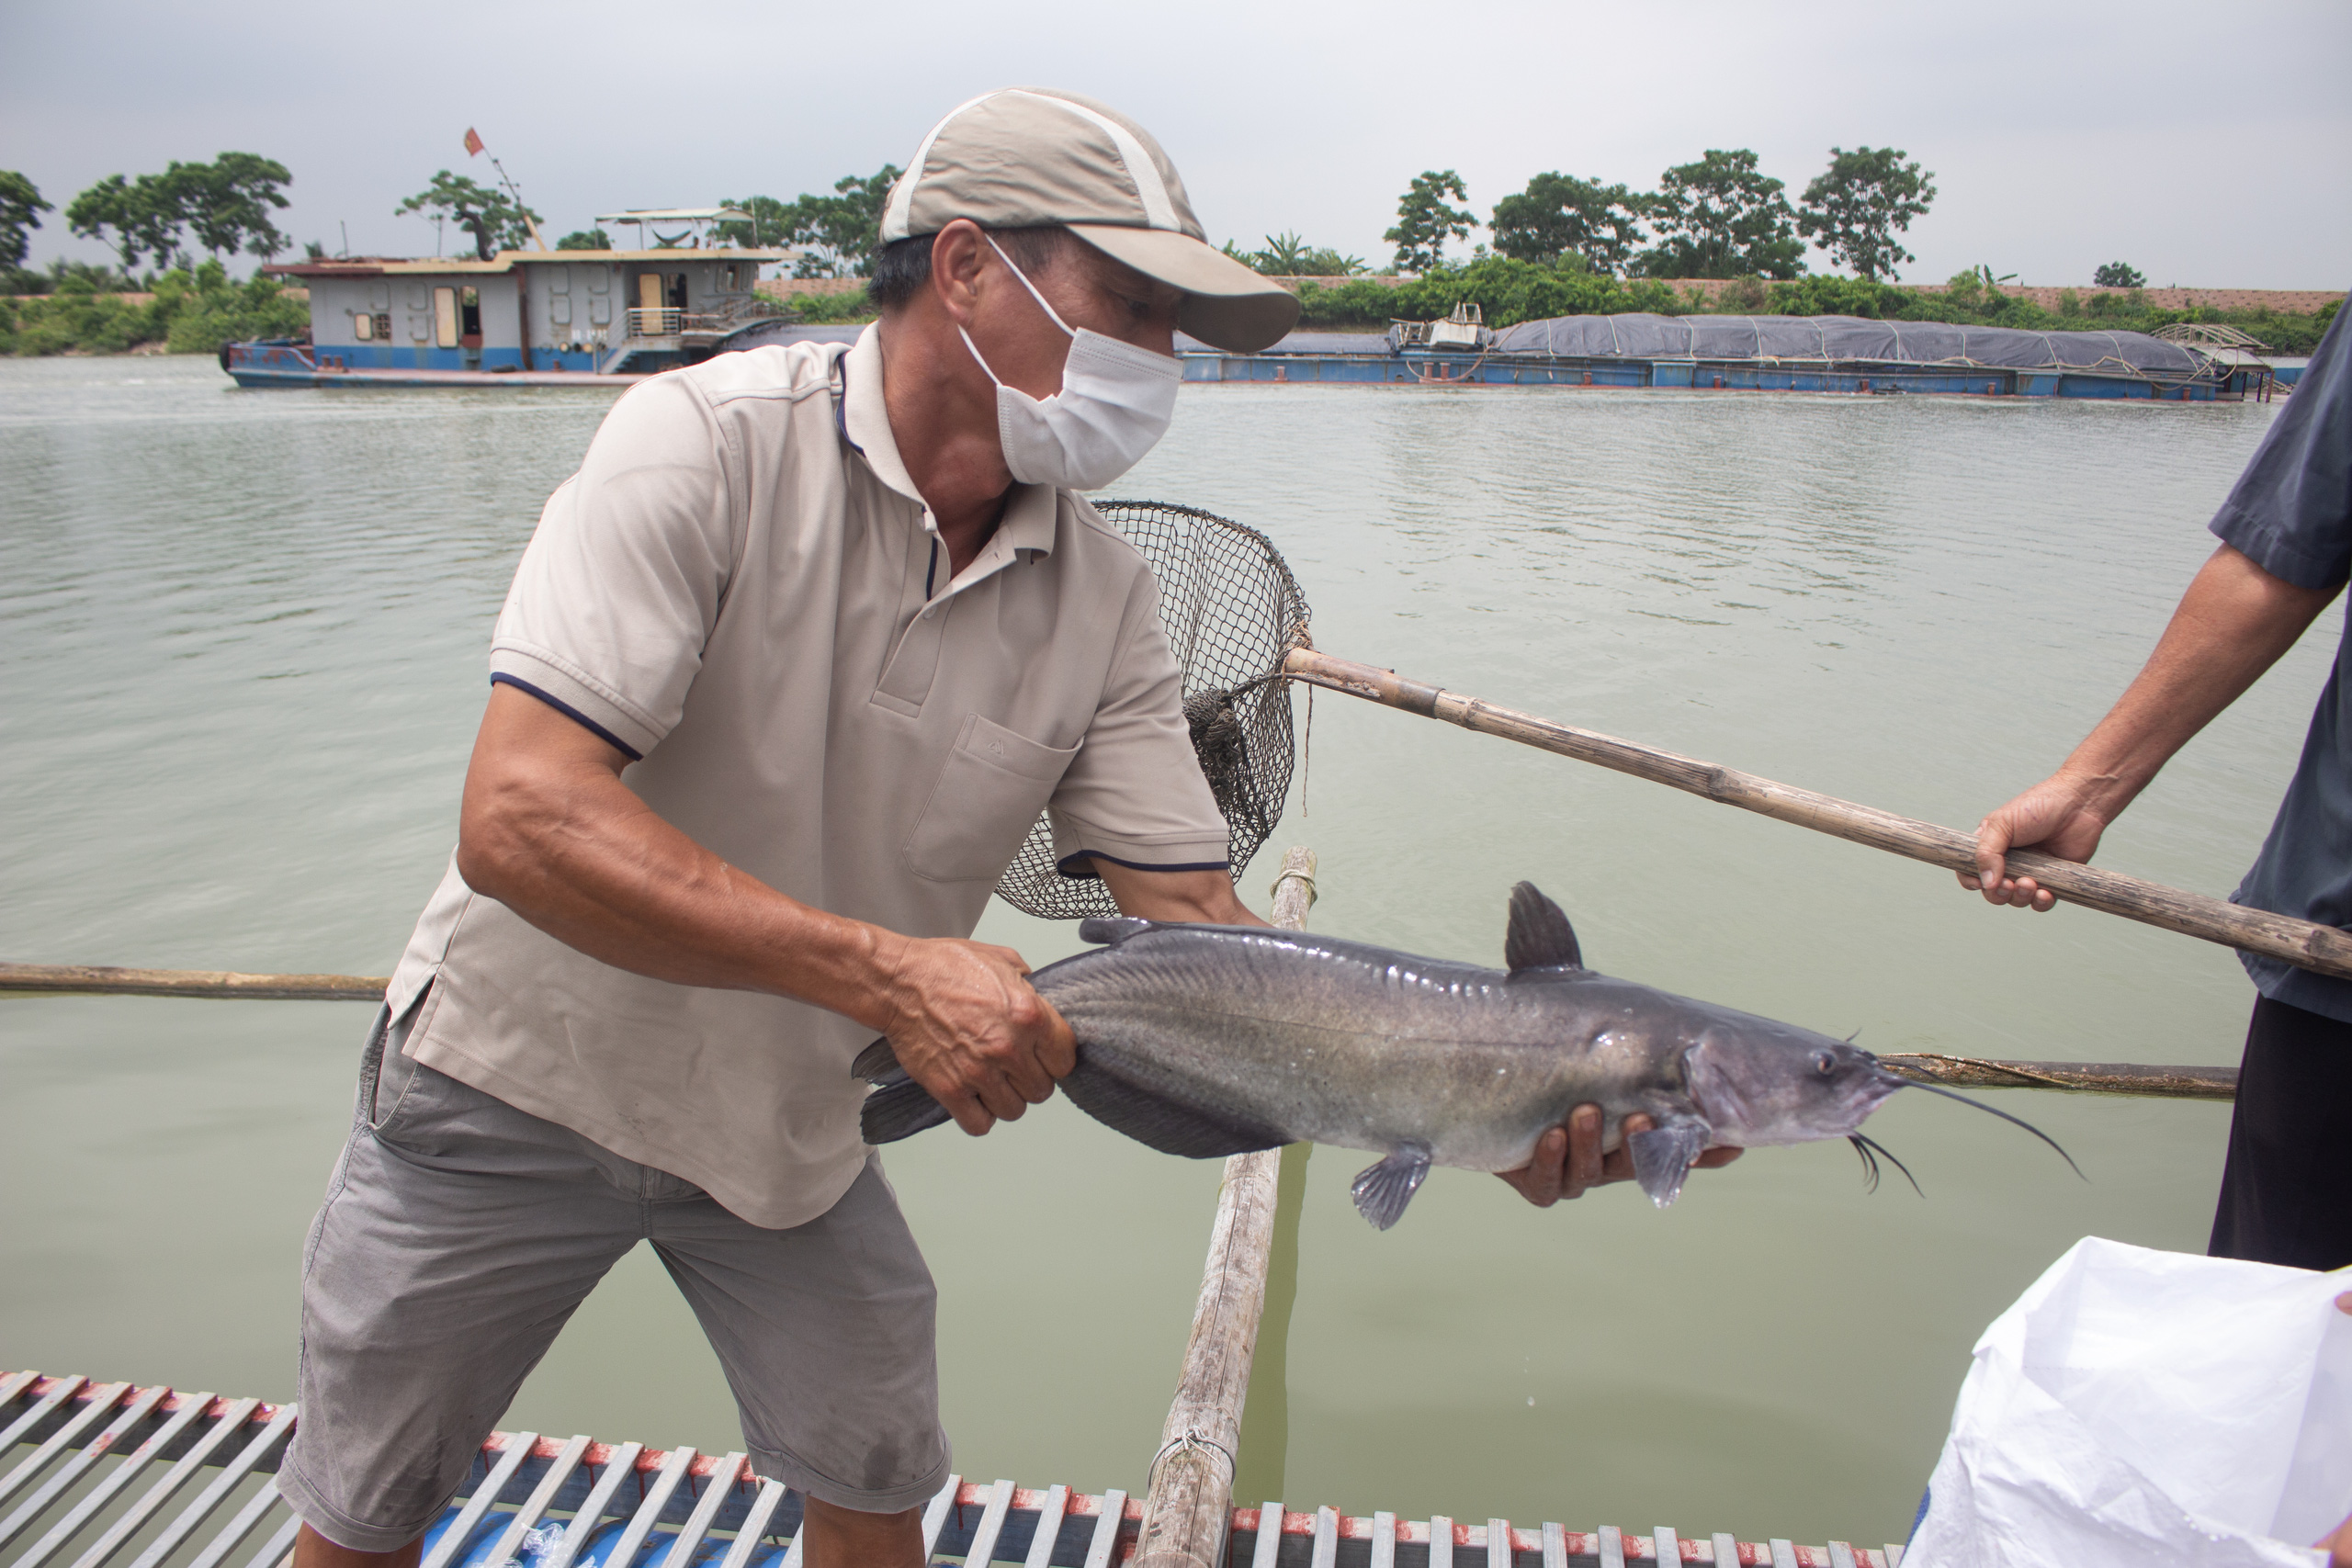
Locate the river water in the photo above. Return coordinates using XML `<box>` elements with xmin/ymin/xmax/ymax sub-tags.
<box><xmin>1</xmin><ymin>355</ymin><xmax>2326</xmax><ymax>1548</ymax></box>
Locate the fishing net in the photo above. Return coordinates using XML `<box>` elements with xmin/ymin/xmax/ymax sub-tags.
<box><xmin>994</xmin><ymin>500</ymin><xmax>1311</xmax><ymax>919</ymax></box>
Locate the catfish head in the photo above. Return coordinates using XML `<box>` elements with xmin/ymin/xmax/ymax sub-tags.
<box><xmin>1685</xmin><ymin>1020</ymin><xmax>1904</xmax><ymax>1149</ymax></box>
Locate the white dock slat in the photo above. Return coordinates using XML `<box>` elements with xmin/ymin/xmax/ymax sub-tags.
<box><xmin>0</xmin><ymin>1383</ymin><xmax>164</xmax><ymax>1552</ymax></box>
<box><xmin>1313</xmin><ymin>1506</ymin><xmax>1339</xmax><ymax>1568</ymax></box>
<box><xmin>1486</xmin><ymin>1517</ymin><xmax>1510</xmax><ymax>1568</ymax></box>
<box><xmin>542</xmin><ymin>1440</ymin><xmax>644</xmax><ymax>1568</ymax></box>
<box><xmin>718</xmin><ymin>1480</ymin><xmax>789</xmax><ymax>1568</ymax></box>
<box><xmin>1712</xmin><ymin>1535</ymin><xmax>1738</xmax><ymax>1567</ymax></box>
<box><xmin>0</xmin><ymin>1377</ymin><xmax>87</xmax><ymax>1456</ymax></box>
<box><xmin>421</xmin><ymin>1431</ymin><xmax>541</xmax><ymax>1568</ymax></box>
<box><xmin>1768</xmin><ymin>1541</ymin><xmax>1797</xmax><ymax>1568</ymax></box>
<box><xmin>1371</xmin><ymin>1512</ymin><xmax>1397</xmax><ymax>1568</ymax></box>
<box><xmin>964</xmin><ymin>1479</ymin><xmax>1017</xmax><ymax>1566</ymax></box>
<box><xmin>0</xmin><ymin>1373</ymin><xmax>46</xmax><ymax>1426</ymax></box>
<box><xmin>1827</xmin><ymin>1545</ymin><xmax>1857</xmax><ymax>1568</ymax></box>
<box><xmin>1540</xmin><ymin>1523</ymin><xmax>1566</xmax><ymax>1568</ymax></box>
<box><xmin>1022</xmin><ymin>1484</ymin><xmax>1070</xmax><ymax>1568</ymax></box>
<box><xmin>657</xmin><ymin>1450</ymin><xmax>744</xmax><ymax>1568</ymax></box>
<box><xmin>603</xmin><ymin>1443</ymin><xmax>696</xmax><ymax>1568</ymax></box>
<box><xmin>1596</xmin><ymin>1526</ymin><xmax>1623</xmax><ymax>1568</ymax></box>
<box><xmin>0</xmin><ymin>1381</ymin><xmax>132</xmax><ymax>1516</ymax></box>
<box><xmin>149</xmin><ymin>1407</ymin><xmax>298</xmax><ymax>1568</ymax></box>
<box><xmin>241</xmin><ymin>1508</ymin><xmax>303</xmax><ymax>1568</ymax></box>
<box><xmin>1080</xmin><ymin>1489</ymin><xmax>1126</xmax><ymax>1568</ymax></box>
<box><xmin>481</xmin><ymin>1435</ymin><xmax>594</xmax><ymax>1568</ymax></box>
<box><xmin>63</xmin><ymin>1395</ymin><xmax>263</xmax><ymax>1568</ymax></box>
<box><xmin>776</xmin><ymin>1524</ymin><xmax>805</xmax><ymax>1568</ymax></box>
<box><xmin>183</xmin><ymin>1476</ymin><xmax>289</xmax><ymax>1568</ymax></box>
<box><xmin>1884</xmin><ymin>1547</ymin><xmax>1905</xmax><ymax>1568</ymax></box>
<box><xmin>920</xmin><ymin>1473</ymin><xmax>963</xmax><ymax>1559</ymax></box>
<box><xmin>1250</xmin><ymin>1504</ymin><xmax>1283</xmax><ymax>1568</ymax></box>
<box><xmin>1655</xmin><ymin>1527</ymin><xmax>1681</xmax><ymax>1566</ymax></box>
<box><xmin>1428</xmin><ymin>1516</ymin><xmax>1453</xmax><ymax>1568</ymax></box>
<box><xmin>19</xmin><ymin>1392</ymin><xmax>220</xmax><ymax>1568</ymax></box>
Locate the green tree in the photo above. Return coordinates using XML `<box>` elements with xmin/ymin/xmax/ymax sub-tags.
<box><xmin>1226</xmin><ymin>232</ymin><xmax>1368</xmax><ymax>276</ymax></box>
<box><xmin>1635</xmin><ymin>150</ymin><xmax>1805</xmax><ymax>280</ymax></box>
<box><xmin>786</xmin><ymin>165</ymin><xmax>900</xmax><ymax>277</ymax></box>
<box><xmin>2094</xmin><ymin>261</ymin><xmax>2146</xmax><ymax>288</ymax></box>
<box><xmin>556</xmin><ymin>228</ymin><xmax>611</xmax><ymax>251</ymax></box>
<box><xmin>1488</xmin><ymin>173</ymin><xmax>1645</xmax><ymax>274</ymax></box>
<box><xmin>0</xmin><ymin>172</ymin><xmax>51</xmax><ymax>270</ymax></box>
<box><xmin>1794</xmin><ymin>146</ymin><xmax>1934</xmax><ymax>282</ymax></box>
<box><xmin>714</xmin><ymin>196</ymin><xmax>794</xmax><ymax>249</ymax></box>
<box><xmin>396</xmin><ymin>172</ymin><xmax>541</xmax><ymax>261</ymax></box>
<box><xmin>180</xmin><ymin>152</ymin><xmax>293</xmax><ymax>263</ymax></box>
<box><xmin>66</xmin><ymin>171</ymin><xmax>188</xmax><ymax>270</ymax></box>
<box><xmin>1385</xmin><ymin>170</ymin><xmax>1475</xmax><ymax>274</ymax></box>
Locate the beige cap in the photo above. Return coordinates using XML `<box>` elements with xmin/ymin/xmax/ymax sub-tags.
<box><xmin>879</xmin><ymin>87</ymin><xmax>1300</xmax><ymax>354</ymax></box>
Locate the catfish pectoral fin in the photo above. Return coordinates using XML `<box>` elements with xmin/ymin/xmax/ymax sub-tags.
<box><xmin>1628</xmin><ymin>1122</ymin><xmax>1713</xmax><ymax>1209</ymax></box>
<box><xmin>1351</xmin><ymin>1143</ymin><xmax>1433</xmax><ymax>1230</ymax></box>
<box><xmin>1057</xmin><ymin>1059</ymin><xmax>1290</xmax><ymax>1158</ymax></box>
<box><xmin>861</xmin><ymin>1076</ymin><xmax>953</xmax><ymax>1144</ymax></box>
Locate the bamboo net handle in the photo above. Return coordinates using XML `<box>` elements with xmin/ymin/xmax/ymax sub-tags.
<box><xmin>0</xmin><ymin>964</ymin><xmax>388</xmax><ymax>1001</ymax></box>
<box><xmin>1283</xmin><ymin>647</ymin><xmax>2352</xmax><ymax>985</ymax></box>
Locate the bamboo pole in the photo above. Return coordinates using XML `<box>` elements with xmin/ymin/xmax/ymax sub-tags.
<box><xmin>0</xmin><ymin>964</ymin><xmax>388</xmax><ymax>1002</ymax></box>
<box><xmin>1877</xmin><ymin>1053</ymin><xmax>2235</xmax><ymax>1100</ymax></box>
<box><xmin>1283</xmin><ymin>647</ymin><xmax>2352</xmax><ymax>985</ymax></box>
<box><xmin>1132</xmin><ymin>847</ymin><xmax>1317</xmax><ymax>1568</ymax></box>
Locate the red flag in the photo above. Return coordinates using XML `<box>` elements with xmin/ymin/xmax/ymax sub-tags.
<box><xmin>463</xmin><ymin>128</ymin><xmax>485</xmax><ymax>157</ymax></box>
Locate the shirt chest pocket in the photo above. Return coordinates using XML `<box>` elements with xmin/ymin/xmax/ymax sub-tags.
<box><xmin>903</xmin><ymin>714</ymin><xmax>1080</xmax><ymax>885</ymax></box>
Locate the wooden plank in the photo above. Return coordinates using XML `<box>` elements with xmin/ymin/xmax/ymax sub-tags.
<box><xmin>1486</xmin><ymin>1518</ymin><xmax>1511</xmax><ymax>1568</ymax></box>
<box><xmin>718</xmin><ymin>1482</ymin><xmax>789</xmax><ymax>1568</ymax></box>
<box><xmin>1712</xmin><ymin>1535</ymin><xmax>1739</xmax><ymax>1568</ymax></box>
<box><xmin>1429</xmin><ymin>1516</ymin><xmax>1454</xmax><ymax>1568</ymax></box>
<box><xmin>1131</xmin><ymin>851</ymin><xmax>1316</xmax><ymax>1568</ymax></box>
<box><xmin>1314</xmin><ymin>1506</ymin><xmax>1340</xmax><ymax>1568</ymax></box>
<box><xmin>481</xmin><ymin>1436</ymin><xmax>594</xmax><ymax>1568</ymax></box>
<box><xmin>1023</xmin><ymin>1485</ymin><xmax>1070</xmax><ymax>1568</ymax></box>
<box><xmin>920</xmin><ymin>1474</ymin><xmax>963</xmax><ymax>1560</ymax></box>
<box><xmin>965</xmin><ymin>1479</ymin><xmax>1017</xmax><ymax>1566</ymax></box>
<box><xmin>1654</xmin><ymin>1528</ymin><xmax>1680</xmax><ymax>1567</ymax></box>
<box><xmin>1597</xmin><ymin>1526</ymin><xmax>1623</xmax><ymax>1568</ymax></box>
<box><xmin>61</xmin><ymin>1395</ymin><xmax>259</xmax><ymax>1568</ymax></box>
<box><xmin>601</xmin><ymin>1445</ymin><xmax>696</xmax><ymax>1568</ymax></box>
<box><xmin>1541</xmin><ymin>1524</ymin><xmax>1566</xmax><ymax>1568</ymax></box>
<box><xmin>1250</xmin><ymin>1506</ymin><xmax>1283</xmax><ymax>1568</ymax></box>
<box><xmin>130</xmin><ymin>1404</ymin><xmax>299</xmax><ymax>1568</ymax></box>
<box><xmin>0</xmin><ymin>1383</ymin><xmax>158</xmax><ymax>1552</ymax></box>
<box><xmin>1281</xmin><ymin>647</ymin><xmax>2352</xmax><ymax>985</ymax></box>
<box><xmin>1080</xmin><ymin>1490</ymin><xmax>1127</xmax><ymax>1568</ymax></box>
<box><xmin>420</xmin><ymin>1430</ymin><xmax>542</xmax><ymax>1568</ymax></box>
<box><xmin>0</xmin><ymin>964</ymin><xmax>387</xmax><ymax>1001</ymax></box>
<box><xmin>543</xmin><ymin>1441</ymin><xmax>644</xmax><ymax>1568</ymax></box>
<box><xmin>1373</xmin><ymin>1513</ymin><xmax>1398</xmax><ymax>1568</ymax></box>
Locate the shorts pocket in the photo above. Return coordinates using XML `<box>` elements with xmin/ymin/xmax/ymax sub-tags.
<box><xmin>903</xmin><ymin>715</ymin><xmax>1078</xmax><ymax>885</ymax></box>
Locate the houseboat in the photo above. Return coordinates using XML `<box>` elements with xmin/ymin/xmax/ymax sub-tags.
<box><xmin>228</xmin><ymin>208</ymin><xmax>791</xmax><ymax>389</ymax></box>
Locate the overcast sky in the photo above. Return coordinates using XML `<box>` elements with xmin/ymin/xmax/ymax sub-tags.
<box><xmin>5</xmin><ymin>0</ymin><xmax>2346</xmax><ymax>290</ymax></box>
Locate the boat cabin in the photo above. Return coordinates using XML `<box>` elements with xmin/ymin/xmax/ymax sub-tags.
<box><xmin>261</xmin><ymin>208</ymin><xmax>789</xmax><ymax>378</ymax></box>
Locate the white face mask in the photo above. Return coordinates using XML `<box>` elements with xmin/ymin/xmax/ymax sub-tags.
<box><xmin>958</xmin><ymin>235</ymin><xmax>1182</xmax><ymax>489</ymax></box>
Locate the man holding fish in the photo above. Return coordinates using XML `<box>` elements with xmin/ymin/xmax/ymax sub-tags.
<box><xmin>278</xmin><ymin>91</ymin><xmax>1723</xmax><ymax>1568</ymax></box>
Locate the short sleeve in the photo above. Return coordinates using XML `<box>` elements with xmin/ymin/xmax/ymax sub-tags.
<box><xmin>489</xmin><ymin>375</ymin><xmax>742</xmax><ymax>759</ymax></box>
<box><xmin>2210</xmin><ymin>293</ymin><xmax>2352</xmax><ymax>591</ymax></box>
<box><xmin>1046</xmin><ymin>567</ymin><xmax>1232</xmax><ymax>876</ymax></box>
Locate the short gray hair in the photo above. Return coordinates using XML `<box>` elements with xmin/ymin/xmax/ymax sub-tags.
<box><xmin>868</xmin><ymin>226</ymin><xmax>1076</xmax><ymax>313</ymax></box>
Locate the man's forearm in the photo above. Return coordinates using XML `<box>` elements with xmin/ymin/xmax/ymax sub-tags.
<box><xmin>2053</xmin><ymin>543</ymin><xmax>2337</xmax><ymax>823</ymax></box>
<box><xmin>458</xmin><ymin>687</ymin><xmax>909</xmax><ymax>1031</ymax></box>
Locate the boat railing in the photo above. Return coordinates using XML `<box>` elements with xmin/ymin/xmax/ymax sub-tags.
<box><xmin>624</xmin><ymin>298</ymin><xmax>787</xmax><ymax>344</ymax></box>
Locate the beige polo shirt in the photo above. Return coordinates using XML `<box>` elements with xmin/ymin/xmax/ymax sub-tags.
<box><xmin>385</xmin><ymin>324</ymin><xmax>1229</xmax><ymax>1228</ymax></box>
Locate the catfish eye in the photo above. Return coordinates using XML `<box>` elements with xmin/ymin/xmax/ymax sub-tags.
<box><xmin>1813</xmin><ymin>1050</ymin><xmax>1837</xmax><ymax>1076</ymax></box>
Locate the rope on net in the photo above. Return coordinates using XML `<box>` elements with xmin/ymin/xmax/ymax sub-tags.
<box><xmin>992</xmin><ymin>501</ymin><xmax>1312</xmax><ymax>920</ymax></box>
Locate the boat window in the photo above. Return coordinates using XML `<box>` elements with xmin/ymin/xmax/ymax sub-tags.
<box><xmin>550</xmin><ymin>296</ymin><xmax>571</xmax><ymax>326</ymax></box>
<box><xmin>353</xmin><ymin>311</ymin><xmax>374</xmax><ymax>341</ymax></box>
<box><xmin>586</xmin><ymin>268</ymin><xmax>608</xmax><ymax>294</ymax></box>
<box><xmin>374</xmin><ymin>312</ymin><xmax>391</xmax><ymax>342</ymax></box>
<box><xmin>408</xmin><ymin>283</ymin><xmax>429</xmax><ymax>311</ymax></box>
<box><xmin>434</xmin><ymin>287</ymin><xmax>459</xmax><ymax>348</ymax></box>
<box><xmin>546</xmin><ymin>266</ymin><xmax>570</xmax><ymax>295</ymax></box>
<box><xmin>588</xmin><ymin>295</ymin><xmax>611</xmax><ymax>326</ymax></box>
<box><xmin>459</xmin><ymin>287</ymin><xmax>481</xmax><ymax>344</ymax></box>
<box><xmin>369</xmin><ymin>283</ymin><xmax>390</xmax><ymax>311</ymax></box>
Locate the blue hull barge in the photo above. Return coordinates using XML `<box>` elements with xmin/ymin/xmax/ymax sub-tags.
<box><xmin>1179</xmin><ymin>314</ymin><xmax>2278</xmax><ymax>401</ymax></box>
<box><xmin>230</xmin><ymin>209</ymin><xmax>791</xmax><ymax>388</ymax></box>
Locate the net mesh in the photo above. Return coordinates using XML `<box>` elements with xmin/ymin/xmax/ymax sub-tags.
<box><xmin>993</xmin><ymin>500</ymin><xmax>1311</xmax><ymax>920</ymax></box>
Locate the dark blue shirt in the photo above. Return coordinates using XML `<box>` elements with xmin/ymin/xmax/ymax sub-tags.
<box><xmin>2211</xmin><ymin>293</ymin><xmax>2352</xmax><ymax>1022</ymax></box>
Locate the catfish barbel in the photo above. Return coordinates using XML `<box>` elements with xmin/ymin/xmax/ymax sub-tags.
<box><xmin>856</xmin><ymin>882</ymin><xmax>2077</xmax><ymax>1228</ymax></box>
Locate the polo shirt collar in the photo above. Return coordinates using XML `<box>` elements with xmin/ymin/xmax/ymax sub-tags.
<box><xmin>841</xmin><ymin>323</ymin><xmax>1058</xmax><ymax>573</ymax></box>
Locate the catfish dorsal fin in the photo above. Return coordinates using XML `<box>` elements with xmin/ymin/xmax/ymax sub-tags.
<box><xmin>1504</xmin><ymin>882</ymin><xmax>1584</xmax><ymax>973</ymax></box>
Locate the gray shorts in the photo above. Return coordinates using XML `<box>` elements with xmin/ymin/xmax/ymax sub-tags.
<box><xmin>277</xmin><ymin>1003</ymin><xmax>949</xmax><ymax>1553</ymax></box>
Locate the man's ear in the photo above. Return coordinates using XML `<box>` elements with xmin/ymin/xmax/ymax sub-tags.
<box><xmin>929</xmin><ymin>220</ymin><xmax>988</xmax><ymax>327</ymax></box>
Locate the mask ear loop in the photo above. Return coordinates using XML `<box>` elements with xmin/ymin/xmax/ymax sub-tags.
<box><xmin>982</xmin><ymin>234</ymin><xmax>1080</xmax><ymax>339</ymax></box>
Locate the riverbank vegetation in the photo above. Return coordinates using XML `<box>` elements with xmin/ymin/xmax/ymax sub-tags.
<box><xmin>0</xmin><ymin>261</ymin><xmax>308</xmax><ymax>356</ymax></box>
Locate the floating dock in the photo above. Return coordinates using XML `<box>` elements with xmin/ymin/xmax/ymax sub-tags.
<box><xmin>0</xmin><ymin>1375</ymin><xmax>1911</xmax><ymax>1568</ymax></box>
